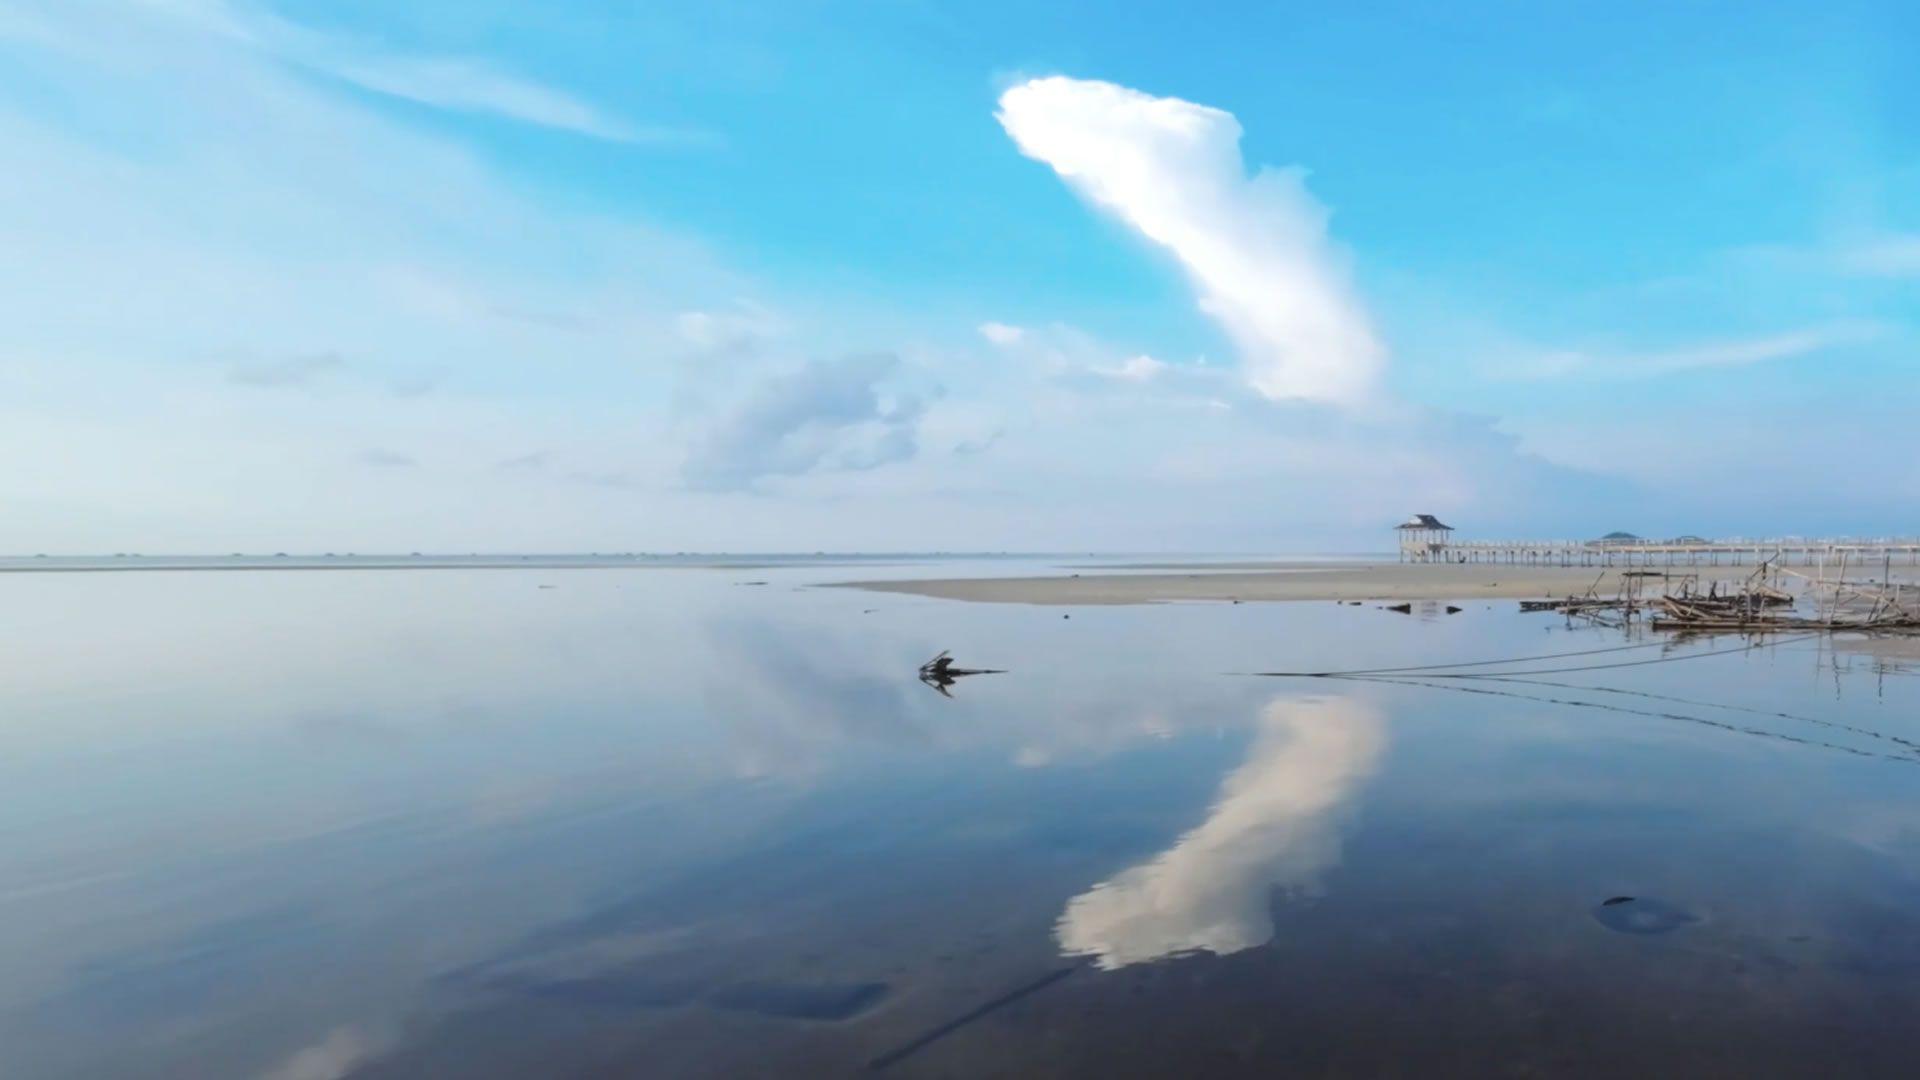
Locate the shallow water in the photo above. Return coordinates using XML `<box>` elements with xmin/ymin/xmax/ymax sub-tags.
<box><xmin>2</xmin><ymin>563</ymin><xmax>1918</xmax><ymax>1078</ymax></box>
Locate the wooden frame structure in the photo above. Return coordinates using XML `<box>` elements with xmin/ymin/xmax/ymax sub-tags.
<box><xmin>1395</xmin><ymin>514</ymin><xmax>1456</xmax><ymax>562</ymax></box>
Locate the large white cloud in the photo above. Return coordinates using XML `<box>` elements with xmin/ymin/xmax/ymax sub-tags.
<box><xmin>1056</xmin><ymin>694</ymin><xmax>1385</xmax><ymax>969</ymax></box>
<box><xmin>997</xmin><ymin>76</ymin><xmax>1383</xmax><ymax>406</ymax></box>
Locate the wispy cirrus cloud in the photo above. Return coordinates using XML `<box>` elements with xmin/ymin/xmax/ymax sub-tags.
<box><xmin>1490</xmin><ymin>321</ymin><xmax>1885</xmax><ymax>381</ymax></box>
<box><xmin>973</xmin><ymin>320</ymin><xmax>1212</xmax><ymax>394</ymax></box>
<box><xmin>676</xmin><ymin>303</ymin><xmax>784</xmax><ymax>357</ymax></box>
<box><xmin>1721</xmin><ymin>233</ymin><xmax>1920</xmax><ymax>280</ymax></box>
<box><xmin>357</xmin><ymin>447</ymin><xmax>416</xmax><ymax>468</ymax></box>
<box><xmin>495</xmin><ymin>451</ymin><xmax>550</xmax><ymax>472</ymax></box>
<box><xmin>997</xmin><ymin>76</ymin><xmax>1383</xmax><ymax>406</ymax></box>
<box><xmin>130</xmin><ymin>0</ymin><xmax>713</xmax><ymax>145</ymax></box>
<box><xmin>319</xmin><ymin>54</ymin><xmax>709</xmax><ymax>146</ymax></box>
<box><xmin>226</xmin><ymin>351</ymin><xmax>345</xmax><ymax>388</ymax></box>
<box><xmin>1837</xmin><ymin>233</ymin><xmax>1920</xmax><ymax>277</ymax></box>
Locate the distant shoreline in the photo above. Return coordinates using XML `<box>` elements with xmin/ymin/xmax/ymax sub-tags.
<box><xmin>0</xmin><ymin>552</ymin><xmax>1393</xmax><ymax>575</ymax></box>
<box><xmin>0</xmin><ymin>556</ymin><xmax>779</xmax><ymax>573</ymax></box>
<box><xmin>833</xmin><ymin>561</ymin><xmax>1806</xmax><ymax>606</ymax></box>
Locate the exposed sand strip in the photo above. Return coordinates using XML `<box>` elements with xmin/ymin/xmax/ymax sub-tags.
<box><xmin>835</xmin><ymin>562</ymin><xmax>1779</xmax><ymax>606</ymax></box>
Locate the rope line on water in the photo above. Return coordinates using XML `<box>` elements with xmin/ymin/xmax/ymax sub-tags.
<box><xmin>1237</xmin><ymin>635</ymin><xmax>1691</xmax><ymax>677</ymax></box>
<box><xmin>1335</xmin><ymin>672</ymin><xmax>1912</xmax><ymax>766</ymax></box>
<box><xmin>1475</xmin><ymin>674</ymin><xmax>1920</xmax><ymax>755</ymax></box>
<box><xmin>1248</xmin><ymin>631</ymin><xmax>1825</xmax><ymax>680</ymax></box>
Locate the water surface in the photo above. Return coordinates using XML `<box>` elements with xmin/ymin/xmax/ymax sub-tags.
<box><xmin>2</xmin><ymin>563</ymin><xmax>1918</xmax><ymax>1077</ymax></box>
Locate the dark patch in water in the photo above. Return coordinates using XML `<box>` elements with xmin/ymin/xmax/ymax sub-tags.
<box><xmin>490</xmin><ymin>972</ymin><xmax>699</xmax><ymax>1009</ymax></box>
<box><xmin>1593</xmin><ymin>895</ymin><xmax>1699</xmax><ymax>935</ymax></box>
<box><xmin>62</xmin><ymin>907</ymin><xmax>324</xmax><ymax>1022</ymax></box>
<box><xmin>710</xmin><ymin>980</ymin><xmax>888</xmax><ymax>1021</ymax></box>
<box><xmin>488</xmin><ymin>972</ymin><xmax>888</xmax><ymax>1022</ymax></box>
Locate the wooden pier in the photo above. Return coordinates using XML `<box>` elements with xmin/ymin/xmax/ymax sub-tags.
<box><xmin>1403</xmin><ymin>536</ymin><xmax>1920</xmax><ymax>568</ymax></box>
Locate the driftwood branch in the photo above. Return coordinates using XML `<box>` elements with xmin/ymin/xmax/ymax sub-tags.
<box><xmin>918</xmin><ymin>651</ymin><xmax>1007</xmax><ymax>697</ymax></box>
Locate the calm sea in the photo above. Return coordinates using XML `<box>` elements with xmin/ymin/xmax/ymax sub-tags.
<box><xmin>1</xmin><ymin>560</ymin><xmax>1917</xmax><ymax>1077</ymax></box>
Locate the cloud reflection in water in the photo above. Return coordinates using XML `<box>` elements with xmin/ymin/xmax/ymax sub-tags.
<box><xmin>1057</xmin><ymin>694</ymin><xmax>1386</xmax><ymax>969</ymax></box>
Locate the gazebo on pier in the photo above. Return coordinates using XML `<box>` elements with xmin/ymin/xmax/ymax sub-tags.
<box><xmin>1396</xmin><ymin>514</ymin><xmax>1455</xmax><ymax>562</ymax></box>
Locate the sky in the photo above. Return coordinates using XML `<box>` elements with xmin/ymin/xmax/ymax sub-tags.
<box><xmin>1</xmin><ymin>0</ymin><xmax>1916</xmax><ymax>553</ymax></box>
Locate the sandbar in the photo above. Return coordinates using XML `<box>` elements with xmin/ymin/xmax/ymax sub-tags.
<box><xmin>835</xmin><ymin>561</ymin><xmax>1781</xmax><ymax>606</ymax></box>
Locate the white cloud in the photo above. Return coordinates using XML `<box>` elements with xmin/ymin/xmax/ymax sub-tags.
<box><xmin>358</xmin><ymin>447</ymin><xmax>416</xmax><ymax>468</ymax></box>
<box><xmin>978</xmin><ymin>321</ymin><xmax>1026</xmax><ymax>347</ymax></box>
<box><xmin>951</xmin><ymin>425</ymin><xmax>1005</xmax><ymax>457</ymax></box>
<box><xmin>323</xmin><ymin>56</ymin><xmax>691</xmax><ymax>145</ymax></box>
<box><xmin>996</xmin><ymin>76</ymin><xmax>1383</xmax><ymax>406</ymax></box>
<box><xmin>1838</xmin><ymin>234</ymin><xmax>1920</xmax><ymax>277</ymax></box>
<box><xmin>1717</xmin><ymin>232</ymin><xmax>1920</xmax><ymax>281</ymax></box>
<box><xmin>676</xmin><ymin>304</ymin><xmax>782</xmax><ymax>356</ymax></box>
<box><xmin>0</xmin><ymin>10</ymin><xmax>1816</xmax><ymax>552</ymax></box>
<box><xmin>973</xmin><ymin>321</ymin><xmax>1216</xmax><ymax>397</ymax></box>
<box><xmin>1095</xmin><ymin>354</ymin><xmax>1168</xmax><ymax>382</ymax></box>
<box><xmin>227</xmin><ymin>352</ymin><xmax>346</xmax><ymax>388</ymax></box>
<box><xmin>0</xmin><ymin>0</ymin><xmax>743</xmax><ymax>550</ymax></box>
<box><xmin>129</xmin><ymin>0</ymin><xmax>706</xmax><ymax>144</ymax></box>
<box><xmin>1057</xmin><ymin>694</ymin><xmax>1385</xmax><ymax>970</ymax></box>
<box><xmin>681</xmin><ymin>354</ymin><xmax>932</xmax><ymax>491</ymax></box>
<box><xmin>1493</xmin><ymin>322</ymin><xmax>1883</xmax><ymax>380</ymax></box>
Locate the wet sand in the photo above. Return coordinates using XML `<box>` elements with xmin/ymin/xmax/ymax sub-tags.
<box><xmin>837</xmin><ymin>561</ymin><xmax>1771</xmax><ymax>606</ymax></box>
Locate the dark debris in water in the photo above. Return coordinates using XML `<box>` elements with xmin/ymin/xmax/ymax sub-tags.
<box><xmin>1593</xmin><ymin>895</ymin><xmax>1700</xmax><ymax>935</ymax></box>
<box><xmin>918</xmin><ymin>650</ymin><xmax>1007</xmax><ymax>697</ymax></box>
<box><xmin>868</xmin><ymin>967</ymin><xmax>1078</xmax><ymax>1071</ymax></box>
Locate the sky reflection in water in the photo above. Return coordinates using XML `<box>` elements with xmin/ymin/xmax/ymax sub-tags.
<box><xmin>1058</xmin><ymin>695</ymin><xmax>1386</xmax><ymax>970</ymax></box>
<box><xmin>1</xmin><ymin>563</ymin><xmax>1919</xmax><ymax>1077</ymax></box>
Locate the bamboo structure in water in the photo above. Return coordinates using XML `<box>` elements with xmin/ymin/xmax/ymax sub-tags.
<box><xmin>1523</xmin><ymin>559</ymin><xmax>1920</xmax><ymax>636</ymax></box>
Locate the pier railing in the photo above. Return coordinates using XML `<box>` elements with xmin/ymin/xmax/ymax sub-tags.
<box><xmin>1401</xmin><ymin>537</ymin><xmax>1920</xmax><ymax>567</ymax></box>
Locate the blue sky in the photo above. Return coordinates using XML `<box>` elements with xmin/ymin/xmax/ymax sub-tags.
<box><xmin>1</xmin><ymin>0</ymin><xmax>1915</xmax><ymax>551</ymax></box>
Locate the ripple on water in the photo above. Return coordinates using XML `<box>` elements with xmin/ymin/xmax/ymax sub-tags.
<box><xmin>1593</xmin><ymin>895</ymin><xmax>1700</xmax><ymax>935</ymax></box>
